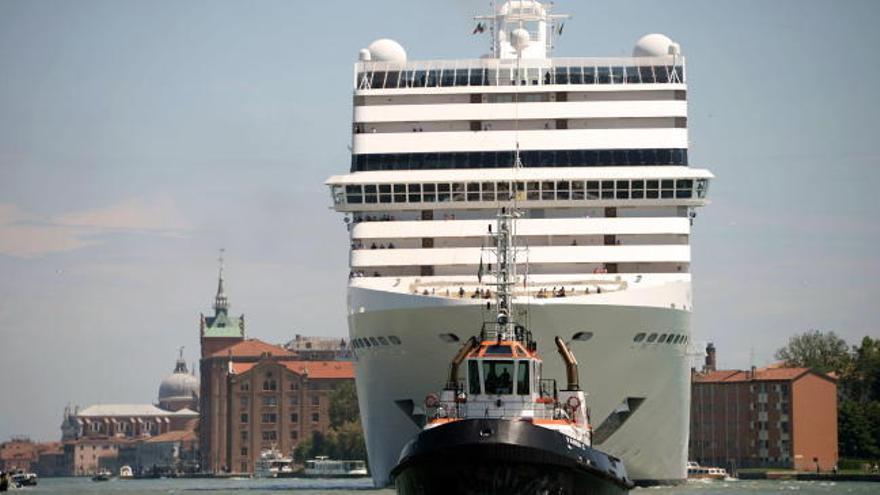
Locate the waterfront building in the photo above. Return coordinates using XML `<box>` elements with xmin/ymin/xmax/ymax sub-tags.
<box><xmin>325</xmin><ymin>0</ymin><xmax>712</xmax><ymax>485</ymax></box>
<box><xmin>0</xmin><ymin>437</ymin><xmax>39</xmax><ymax>473</ymax></box>
<box><xmin>196</xmin><ymin>267</ymin><xmax>356</xmax><ymax>474</ymax></box>
<box><xmin>690</xmin><ymin>344</ymin><xmax>838</xmax><ymax>472</ymax></box>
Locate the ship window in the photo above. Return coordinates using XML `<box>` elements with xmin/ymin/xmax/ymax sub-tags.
<box><xmin>582</xmin><ymin>66</ymin><xmax>596</xmax><ymax>84</ymax></box>
<box><xmin>516</xmin><ymin>361</ymin><xmax>529</xmax><ymax>395</ymax></box>
<box><xmin>601</xmin><ymin>181</ymin><xmax>614</xmax><ymax>199</ymax></box>
<box><xmin>467</xmin><ymin>182</ymin><xmax>480</xmax><ymax>201</ymax></box>
<box><xmin>661</xmin><ymin>180</ymin><xmax>674</xmax><ymax>199</ymax></box>
<box><xmin>437</xmin><ymin>183</ymin><xmax>450</xmax><ymax>202</ymax></box>
<box><xmin>368</xmin><ymin>337</ymin><xmax>380</xmax><ymax>347</ymax></box>
<box><xmin>556</xmin><ymin>181</ymin><xmax>570</xmax><ymax>200</ymax></box>
<box><xmin>481</xmin><ymin>182</ymin><xmax>495</xmax><ymax>201</ymax></box>
<box><xmin>597</xmin><ymin>66</ymin><xmax>611</xmax><ymax>84</ymax></box>
<box><xmin>485</xmin><ymin>345</ymin><xmax>512</xmax><ymax>355</ymax></box>
<box><xmin>468</xmin><ymin>360</ymin><xmax>481</xmax><ymax>394</ymax></box>
<box><xmin>384</xmin><ymin>71</ymin><xmax>400</xmax><ymax>89</ymax></box>
<box><xmin>676</xmin><ymin>179</ymin><xmax>693</xmax><ymax>199</ymax></box>
<box><xmin>370</xmin><ymin>71</ymin><xmax>386</xmax><ymax>89</ymax></box>
<box><xmin>527</xmin><ymin>181</ymin><xmax>540</xmax><ymax>200</ymax></box>
<box><xmin>625</xmin><ymin>66</ymin><xmax>640</xmax><ymax>84</ymax></box>
<box><xmin>345</xmin><ymin>185</ymin><xmax>362</xmax><ymax>204</ymax></box>
<box><xmin>452</xmin><ymin>182</ymin><xmax>466</xmax><ymax>202</ymax></box>
<box><xmin>483</xmin><ymin>360</ymin><xmax>514</xmax><ymax>395</ymax></box>
<box><xmin>657</xmin><ymin>333</ymin><xmax>668</xmax><ymax>343</ymax></box>
<box><xmin>400</xmin><ymin>70</ymin><xmax>414</xmax><ymax>88</ymax></box>
<box><xmin>572</xmin><ymin>332</ymin><xmax>593</xmax><ymax>341</ymax></box>
<box><xmin>393</xmin><ymin>184</ymin><xmax>406</xmax><ymax>203</ymax></box>
<box><xmin>426</xmin><ymin>70</ymin><xmax>439</xmax><ymax>87</ymax></box>
<box><xmin>455</xmin><ymin>68</ymin><xmax>469</xmax><ymax>87</ymax></box>
<box><xmin>423</xmin><ymin>183</ymin><xmax>436</xmax><ymax>202</ymax></box>
<box><xmin>569</xmin><ymin>66</ymin><xmax>584</xmax><ymax>84</ymax></box>
<box><xmin>440</xmin><ymin>69</ymin><xmax>455</xmax><ymax>87</ymax></box>
<box><xmin>616</xmin><ymin>180</ymin><xmax>630</xmax><ymax>199</ymax></box>
<box><xmin>611</xmin><ymin>66</ymin><xmax>624</xmax><ymax>84</ymax></box>
<box><xmin>586</xmin><ymin>181</ymin><xmax>599</xmax><ymax>200</ymax></box>
<box><xmin>541</xmin><ymin>181</ymin><xmax>554</xmax><ymax>200</ymax></box>
<box><xmin>408</xmin><ymin>183</ymin><xmax>421</xmax><ymax>202</ymax></box>
<box><xmin>378</xmin><ymin>336</ymin><xmax>389</xmax><ymax>346</ymax></box>
<box><xmin>631</xmin><ymin>180</ymin><xmax>645</xmax><ymax>199</ymax></box>
<box><xmin>633</xmin><ymin>333</ymin><xmax>647</xmax><ymax>343</ymax></box>
<box><xmin>571</xmin><ymin>181</ymin><xmax>585</xmax><ymax>200</ymax></box>
<box><xmin>654</xmin><ymin>66</ymin><xmax>669</xmax><ymax>83</ymax></box>
<box><xmin>639</xmin><ymin>66</ymin><xmax>655</xmax><ymax>84</ymax></box>
<box><xmin>388</xmin><ymin>336</ymin><xmax>401</xmax><ymax>345</ymax></box>
<box><xmin>414</xmin><ymin>70</ymin><xmax>427</xmax><ymax>87</ymax></box>
<box><xmin>554</xmin><ymin>66</ymin><xmax>569</xmax><ymax>84</ymax></box>
<box><xmin>646</xmin><ymin>333</ymin><xmax>658</xmax><ymax>343</ymax></box>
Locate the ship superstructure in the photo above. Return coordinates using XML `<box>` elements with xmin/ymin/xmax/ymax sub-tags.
<box><xmin>326</xmin><ymin>0</ymin><xmax>712</xmax><ymax>486</ymax></box>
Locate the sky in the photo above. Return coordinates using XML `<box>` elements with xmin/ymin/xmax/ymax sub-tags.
<box><xmin>0</xmin><ymin>0</ymin><xmax>878</xmax><ymax>441</ymax></box>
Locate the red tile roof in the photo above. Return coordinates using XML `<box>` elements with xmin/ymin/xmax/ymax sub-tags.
<box><xmin>283</xmin><ymin>361</ymin><xmax>355</xmax><ymax>379</ymax></box>
<box><xmin>210</xmin><ymin>338</ymin><xmax>293</xmax><ymax>358</ymax></box>
<box><xmin>231</xmin><ymin>360</ymin><xmax>354</xmax><ymax>379</ymax></box>
<box><xmin>693</xmin><ymin>366</ymin><xmax>835</xmax><ymax>383</ymax></box>
<box><xmin>145</xmin><ymin>430</ymin><xmax>197</xmax><ymax>443</ymax></box>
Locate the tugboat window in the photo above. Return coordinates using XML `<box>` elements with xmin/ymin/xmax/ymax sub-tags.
<box><xmin>468</xmin><ymin>360</ymin><xmax>481</xmax><ymax>394</ymax></box>
<box><xmin>483</xmin><ymin>360</ymin><xmax>514</xmax><ymax>395</ymax></box>
<box><xmin>516</xmin><ymin>362</ymin><xmax>529</xmax><ymax>395</ymax></box>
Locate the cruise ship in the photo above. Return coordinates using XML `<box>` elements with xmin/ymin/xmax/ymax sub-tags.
<box><xmin>325</xmin><ymin>0</ymin><xmax>712</xmax><ymax>486</ymax></box>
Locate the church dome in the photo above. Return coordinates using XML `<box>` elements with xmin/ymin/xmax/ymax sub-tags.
<box><xmin>158</xmin><ymin>351</ymin><xmax>199</xmax><ymax>407</ymax></box>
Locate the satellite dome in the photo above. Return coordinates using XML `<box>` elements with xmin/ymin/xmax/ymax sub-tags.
<box><xmin>511</xmin><ymin>28</ymin><xmax>531</xmax><ymax>52</ymax></box>
<box><xmin>368</xmin><ymin>39</ymin><xmax>407</xmax><ymax>63</ymax></box>
<box><xmin>633</xmin><ymin>33</ymin><xmax>680</xmax><ymax>57</ymax></box>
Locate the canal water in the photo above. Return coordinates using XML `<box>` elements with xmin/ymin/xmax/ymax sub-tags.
<box><xmin>16</xmin><ymin>477</ymin><xmax>879</xmax><ymax>494</ymax></box>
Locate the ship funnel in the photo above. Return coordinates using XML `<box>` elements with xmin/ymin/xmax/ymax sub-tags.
<box><xmin>447</xmin><ymin>336</ymin><xmax>479</xmax><ymax>389</ymax></box>
<box><xmin>555</xmin><ymin>336</ymin><xmax>580</xmax><ymax>390</ymax></box>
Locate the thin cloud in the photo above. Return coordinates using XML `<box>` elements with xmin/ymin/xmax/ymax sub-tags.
<box><xmin>0</xmin><ymin>198</ymin><xmax>191</xmax><ymax>258</ymax></box>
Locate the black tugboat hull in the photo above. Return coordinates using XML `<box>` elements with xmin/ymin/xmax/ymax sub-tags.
<box><xmin>391</xmin><ymin>418</ymin><xmax>632</xmax><ymax>495</ymax></box>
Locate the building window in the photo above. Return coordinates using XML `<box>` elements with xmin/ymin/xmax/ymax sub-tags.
<box><xmin>289</xmin><ymin>396</ymin><xmax>299</xmax><ymax>406</ymax></box>
<box><xmin>240</xmin><ymin>462</ymin><xmax>248</xmax><ymax>472</ymax></box>
<box><xmin>263</xmin><ymin>379</ymin><xmax>277</xmax><ymax>391</ymax></box>
<box><xmin>261</xmin><ymin>413</ymin><xmax>277</xmax><ymax>424</ymax></box>
<box><xmin>240</xmin><ymin>431</ymin><xmax>248</xmax><ymax>442</ymax></box>
<box><xmin>262</xmin><ymin>396</ymin><xmax>277</xmax><ymax>407</ymax></box>
<box><xmin>290</xmin><ymin>430</ymin><xmax>298</xmax><ymax>440</ymax></box>
<box><xmin>290</xmin><ymin>413</ymin><xmax>299</xmax><ymax>423</ymax></box>
<box><xmin>240</xmin><ymin>396</ymin><xmax>248</xmax><ymax>408</ymax></box>
<box><xmin>311</xmin><ymin>395</ymin><xmax>320</xmax><ymax>406</ymax></box>
<box><xmin>240</xmin><ymin>413</ymin><xmax>249</xmax><ymax>424</ymax></box>
<box><xmin>240</xmin><ymin>382</ymin><xmax>250</xmax><ymax>392</ymax></box>
<box><xmin>240</xmin><ymin>447</ymin><xmax>248</xmax><ymax>456</ymax></box>
<box><xmin>312</xmin><ymin>413</ymin><xmax>319</xmax><ymax>423</ymax></box>
<box><xmin>289</xmin><ymin>381</ymin><xmax>299</xmax><ymax>391</ymax></box>
<box><xmin>262</xmin><ymin>431</ymin><xmax>277</xmax><ymax>441</ymax></box>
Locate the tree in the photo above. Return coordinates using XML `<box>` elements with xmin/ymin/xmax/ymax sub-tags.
<box><xmin>774</xmin><ymin>330</ymin><xmax>851</xmax><ymax>374</ymax></box>
<box><xmin>329</xmin><ymin>381</ymin><xmax>360</xmax><ymax>429</ymax></box>
<box><xmin>839</xmin><ymin>399</ymin><xmax>879</xmax><ymax>459</ymax></box>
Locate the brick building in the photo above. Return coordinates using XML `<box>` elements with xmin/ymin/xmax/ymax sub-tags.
<box><xmin>198</xmin><ymin>266</ymin><xmax>355</xmax><ymax>474</ymax></box>
<box><xmin>0</xmin><ymin>438</ymin><xmax>39</xmax><ymax>473</ymax></box>
<box><xmin>690</xmin><ymin>344</ymin><xmax>838</xmax><ymax>471</ymax></box>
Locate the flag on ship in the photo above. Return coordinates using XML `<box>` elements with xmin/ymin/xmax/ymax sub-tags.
<box><xmin>472</xmin><ymin>22</ymin><xmax>485</xmax><ymax>34</ymax></box>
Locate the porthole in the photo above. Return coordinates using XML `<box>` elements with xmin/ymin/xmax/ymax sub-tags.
<box><xmin>368</xmin><ymin>337</ymin><xmax>380</xmax><ymax>347</ymax></box>
<box><xmin>439</xmin><ymin>333</ymin><xmax>460</xmax><ymax>343</ymax></box>
<box><xmin>572</xmin><ymin>331</ymin><xmax>593</xmax><ymax>341</ymax></box>
<box><xmin>657</xmin><ymin>334</ymin><xmax>668</xmax><ymax>343</ymax></box>
<box><xmin>668</xmin><ymin>335</ymin><xmax>679</xmax><ymax>344</ymax></box>
<box><xmin>646</xmin><ymin>333</ymin><xmax>658</xmax><ymax>343</ymax></box>
<box><xmin>633</xmin><ymin>333</ymin><xmax>646</xmax><ymax>343</ymax></box>
<box><xmin>378</xmin><ymin>336</ymin><xmax>389</xmax><ymax>346</ymax></box>
<box><xmin>389</xmin><ymin>336</ymin><xmax>402</xmax><ymax>345</ymax></box>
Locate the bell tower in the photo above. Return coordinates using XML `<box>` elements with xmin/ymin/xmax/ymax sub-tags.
<box><xmin>199</xmin><ymin>249</ymin><xmax>245</xmax><ymax>358</ymax></box>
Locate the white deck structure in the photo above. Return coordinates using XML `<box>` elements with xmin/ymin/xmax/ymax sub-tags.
<box><xmin>326</xmin><ymin>0</ymin><xmax>712</xmax><ymax>486</ymax></box>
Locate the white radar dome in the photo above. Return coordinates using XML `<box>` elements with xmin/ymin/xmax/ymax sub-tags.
<box><xmin>633</xmin><ymin>33</ymin><xmax>681</xmax><ymax>57</ymax></box>
<box><xmin>511</xmin><ymin>28</ymin><xmax>531</xmax><ymax>52</ymax></box>
<box><xmin>358</xmin><ymin>48</ymin><xmax>371</xmax><ymax>61</ymax></box>
<box><xmin>368</xmin><ymin>38</ymin><xmax>407</xmax><ymax>63</ymax></box>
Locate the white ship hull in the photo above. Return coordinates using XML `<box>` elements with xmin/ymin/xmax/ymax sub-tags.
<box><xmin>349</xmin><ymin>277</ymin><xmax>692</xmax><ymax>486</ymax></box>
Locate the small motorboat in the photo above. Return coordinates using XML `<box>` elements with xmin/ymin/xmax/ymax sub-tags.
<box><xmin>91</xmin><ymin>469</ymin><xmax>112</xmax><ymax>482</ymax></box>
<box><xmin>119</xmin><ymin>465</ymin><xmax>134</xmax><ymax>479</ymax></box>
<box><xmin>10</xmin><ymin>471</ymin><xmax>38</xmax><ymax>487</ymax></box>
<box><xmin>687</xmin><ymin>461</ymin><xmax>730</xmax><ymax>480</ymax></box>
<box><xmin>303</xmin><ymin>456</ymin><xmax>368</xmax><ymax>478</ymax></box>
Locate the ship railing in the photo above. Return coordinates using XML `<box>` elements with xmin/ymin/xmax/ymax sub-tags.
<box><xmin>409</xmin><ymin>277</ymin><xmax>628</xmax><ymax>299</ymax></box>
<box><xmin>355</xmin><ymin>55</ymin><xmax>685</xmax><ymax>90</ymax></box>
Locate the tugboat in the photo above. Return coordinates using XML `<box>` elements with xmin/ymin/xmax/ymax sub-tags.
<box><xmin>391</xmin><ymin>164</ymin><xmax>633</xmax><ymax>494</ymax></box>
